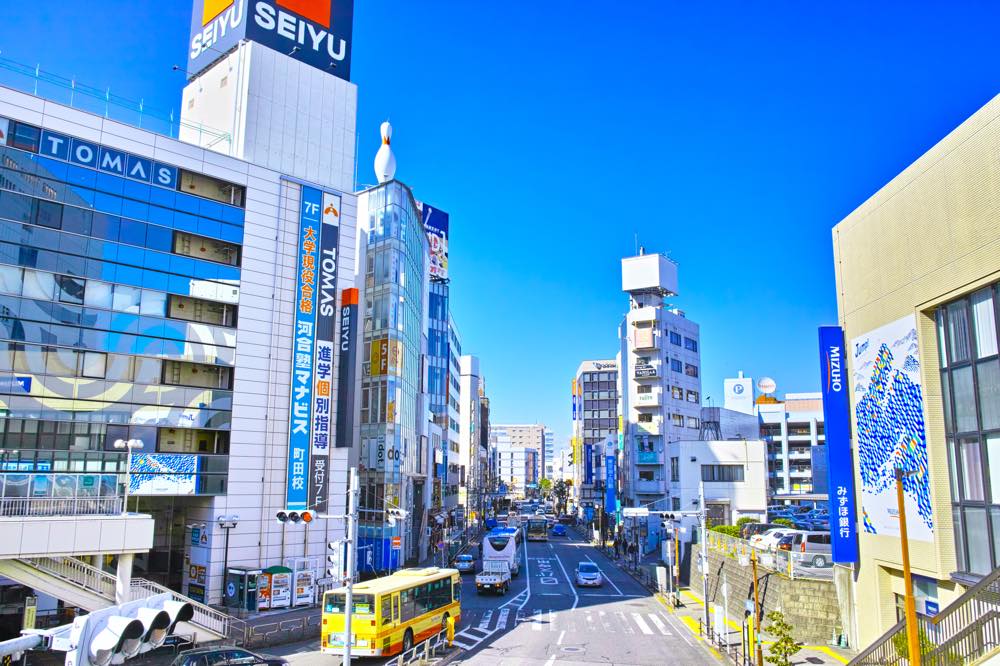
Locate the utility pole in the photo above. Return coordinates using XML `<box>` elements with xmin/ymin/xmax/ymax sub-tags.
<box><xmin>344</xmin><ymin>467</ymin><xmax>359</xmax><ymax>666</ymax></box>
<box><xmin>700</xmin><ymin>481</ymin><xmax>709</xmax><ymax>634</ymax></box>
<box><xmin>751</xmin><ymin>549</ymin><xmax>763</xmax><ymax>666</ymax></box>
<box><xmin>896</xmin><ymin>468</ymin><xmax>921</xmax><ymax>666</ymax></box>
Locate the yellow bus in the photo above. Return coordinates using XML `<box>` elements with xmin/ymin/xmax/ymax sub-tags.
<box><xmin>321</xmin><ymin>567</ymin><xmax>461</xmax><ymax>658</ymax></box>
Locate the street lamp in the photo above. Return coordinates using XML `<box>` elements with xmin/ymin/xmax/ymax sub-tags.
<box><xmin>216</xmin><ymin>515</ymin><xmax>238</xmax><ymax>595</ymax></box>
<box><xmin>113</xmin><ymin>439</ymin><xmax>143</xmax><ymax>514</ymax></box>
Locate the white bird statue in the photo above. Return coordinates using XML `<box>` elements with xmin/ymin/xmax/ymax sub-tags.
<box><xmin>374</xmin><ymin>121</ymin><xmax>396</xmax><ymax>184</ymax></box>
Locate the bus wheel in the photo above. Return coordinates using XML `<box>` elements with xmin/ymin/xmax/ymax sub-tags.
<box><xmin>403</xmin><ymin>629</ymin><xmax>414</xmax><ymax>653</ymax></box>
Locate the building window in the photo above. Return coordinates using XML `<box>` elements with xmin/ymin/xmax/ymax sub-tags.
<box><xmin>173</xmin><ymin>231</ymin><xmax>240</xmax><ymax>266</ymax></box>
<box><xmin>701</xmin><ymin>464</ymin><xmax>745</xmax><ymax>482</ymax></box>
<box><xmin>684</xmin><ymin>337</ymin><xmax>698</xmax><ymax>352</ymax></box>
<box><xmin>638</xmin><ymin>413</ymin><xmax>653</xmax><ymax>423</ymax></box>
<box><xmin>684</xmin><ymin>363</ymin><xmax>699</xmax><ymax>378</ymax></box>
<box><xmin>178</xmin><ymin>170</ymin><xmax>245</xmax><ymax>207</ymax></box>
<box><xmin>167</xmin><ymin>294</ymin><xmax>237</xmax><ymax>327</ymax></box>
<box><xmin>669</xmin><ymin>331</ymin><xmax>682</xmax><ymax>346</ymax></box>
<box><xmin>8</xmin><ymin>122</ymin><xmax>40</xmax><ymax>152</ymax></box>
<box><xmin>161</xmin><ymin>360</ymin><xmax>233</xmax><ymax>389</ymax></box>
<box><xmin>672</xmin><ymin>497</ymin><xmax>681</xmax><ymax>511</ymax></box>
<box><xmin>687</xmin><ymin>417</ymin><xmax>700</xmax><ymax>429</ymax></box>
<box><xmin>938</xmin><ymin>283</ymin><xmax>1000</xmax><ymax>575</ymax></box>
<box><xmin>670</xmin><ymin>359</ymin><xmax>683</xmax><ymax>373</ymax></box>
<box><xmin>687</xmin><ymin>390</ymin><xmax>699</xmax><ymax>403</ymax></box>
<box><xmin>637</xmin><ymin>384</ymin><xmax>652</xmax><ymax>394</ymax></box>
<box><xmin>671</xmin><ymin>414</ymin><xmax>684</xmax><ymax>427</ymax></box>
<box><xmin>671</xmin><ymin>386</ymin><xmax>683</xmax><ymax>400</ymax></box>
<box><xmin>670</xmin><ymin>457</ymin><xmax>679</xmax><ymax>482</ymax></box>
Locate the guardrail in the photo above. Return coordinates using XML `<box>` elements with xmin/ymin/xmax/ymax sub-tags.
<box><xmin>850</xmin><ymin>564</ymin><xmax>1000</xmax><ymax>665</ymax></box>
<box><xmin>26</xmin><ymin>556</ymin><xmax>117</xmax><ymax>599</ymax></box>
<box><xmin>130</xmin><ymin>579</ymin><xmax>247</xmax><ymax>644</ymax></box>
<box><xmin>705</xmin><ymin>532</ymin><xmax>833</xmax><ymax>581</ymax></box>
<box><xmin>0</xmin><ymin>496</ymin><xmax>124</xmax><ymax>517</ymax></box>
<box><xmin>390</xmin><ymin>628</ymin><xmax>452</xmax><ymax>666</ymax></box>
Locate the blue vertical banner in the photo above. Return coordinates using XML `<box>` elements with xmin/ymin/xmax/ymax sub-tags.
<box><xmin>286</xmin><ymin>186</ymin><xmax>323</xmax><ymax>511</ymax></box>
<box><xmin>584</xmin><ymin>444</ymin><xmax>594</xmax><ymax>484</ymax></box>
<box><xmin>818</xmin><ymin>325</ymin><xmax>859</xmax><ymax>563</ymax></box>
<box><xmin>605</xmin><ymin>455</ymin><xmax>617</xmax><ymax>517</ymax></box>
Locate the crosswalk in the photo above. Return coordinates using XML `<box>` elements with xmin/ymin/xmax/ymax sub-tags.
<box><xmin>509</xmin><ymin>607</ymin><xmax>674</xmax><ymax>636</ymax></box>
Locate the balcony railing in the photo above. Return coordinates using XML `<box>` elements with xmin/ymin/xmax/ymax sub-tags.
<box><xmin>0</xmin><ymin>495</ymin><xmax>124</xmax><ymax>517</ymax></box>
<box><xmin>704</xmin><ymin>531</ymin><xmax>833</xmax><ymax>582</ymax></box>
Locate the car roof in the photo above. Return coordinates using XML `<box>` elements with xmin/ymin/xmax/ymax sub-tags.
<box><xmin>457</xmin><ymin>554</ymin><xmax>473</xmax><ymax>559</ymax></box>
<box><xmin>178</xmin><ymin>648</ymin><xmax>257</xmax><ymax>657</ymax></box>
<box><xmin>579</xmin><ymin>562</ymin><xmax>599</xmax><ymax>570</ymax></box>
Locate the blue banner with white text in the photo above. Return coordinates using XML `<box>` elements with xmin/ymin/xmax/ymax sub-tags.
<box><xmin>818</xmin><ymin>325</ymin><xmax>859</xmax><ymax>563</ymax></box>
<box><xmin>605</xmin><ymin>455</ymin><xmax>617</xmax><ymax>517</ymax></box>
<box><xmin>584</xmin><ymin>444</ymin><xmax>593</xmax><ymax>484</ymax></box>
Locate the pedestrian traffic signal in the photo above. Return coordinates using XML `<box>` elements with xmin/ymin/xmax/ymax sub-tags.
<box><xmin>276</xmin><ymin>510</ymin><xmax>314</xmax><ymax>524</ymax></box>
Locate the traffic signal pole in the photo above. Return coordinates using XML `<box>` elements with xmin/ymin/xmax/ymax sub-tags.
<box><xmin>344</xmin><ymin>467</ymin><xmax>359</xmax><ymax>666</ymax></box>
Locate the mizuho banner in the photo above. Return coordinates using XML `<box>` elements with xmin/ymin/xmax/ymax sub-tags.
<box><xmin>818</xmin><ymin>325</ymin><xmax>859</xmax><ymax>563</ymax></box>
<box><xmin>286</xmin><ymin>186</ymin><xmax>323</xmax><ymax>512</ymax></box>
<box><xmin>308</xmin><ymin>192</ymin><xmax>341</xmax><ymax>514</ymax></box>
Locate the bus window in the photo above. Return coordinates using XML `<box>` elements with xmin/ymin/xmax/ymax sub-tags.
<box><xmin>381</xmin><ymin>596</ymin><xmax>392</xmax><ymax>625</ymax></box>
<box><xmin>392</xmin><ymin>593</ymin><xmax>400</xmax><ymax>622</ymax></box>
<box><xmin>453</xmin><ymin>579</ymin><xmax>461</xmax><ymax>602</ymax></box>
<box><xmin>324</xmin><ymin>593</ymin><xmax>375</xmax><ymax>615</ymax></box>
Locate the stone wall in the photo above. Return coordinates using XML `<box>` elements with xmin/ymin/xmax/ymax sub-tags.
<box><xmin>690</xmin><ymin>544</ymin><xmax>844</xmax><ymax>644</ymax></box>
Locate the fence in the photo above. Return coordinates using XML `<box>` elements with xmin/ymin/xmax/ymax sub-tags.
<box><xmin>850</xmin><ymin>563</ymin><xmax>1000</xmax><ymax>665</ymax></box>
<box><xmin>391</xmin><ymin>628</ymin><xmax>453</xmax><ymax>666</ymax></box>
<box><xmin>704</xmin><ymin>531</ymin><xmax>834</xmax><ymax>581</ymax></box>
<box><xmin>700</xmin><ymin>617</ymin><xmax>757</xmax><ymax>666</ymax></box>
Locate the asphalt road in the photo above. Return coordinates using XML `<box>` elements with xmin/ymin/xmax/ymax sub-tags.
<box><xmin>273</xmin><ymin>528</ymin><xmax>713</xmax><ymax>666</ymax></box>
<box><xmin>449</xmin><ymin>529</ymin><xmax>714</xmax><ymax>665</ymax></box>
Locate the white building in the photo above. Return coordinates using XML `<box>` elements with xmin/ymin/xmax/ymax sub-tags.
<box><xmin>459</xmin><ymin>355</ymin><xmax>485</xmax><ymax>521</ymax></box>
<box><xmin>618</xmin><ymin>251</ymin><xmax>702</xmax><ymax>525</ymax></box>
<box><xmin>544</xmin><ymin>428</ymin><xmax>555</xmax><ymax>480</ymax></box>
<box><xmin>757</xmin><ymin>393</ymin><xmax>826</xmax><ymax>498</ymax></box>
<box><xmin>571</xmin><ymin>360</ymin><xmax>619</xmax><ymax>524</ymax></box>
<box><xmin>492</xmin><ymin>424</ymin><xmax>544</xmax><ymax>491</ymax></box>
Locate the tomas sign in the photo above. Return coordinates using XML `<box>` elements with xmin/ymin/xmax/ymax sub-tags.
<box><xmin>188</xmin><ymin>0</ymin><xmax>354</xmax><ymax>81</ymax></box>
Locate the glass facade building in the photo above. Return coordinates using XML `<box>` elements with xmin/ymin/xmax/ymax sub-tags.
<box><xmin>937</xmin><ymin>281</ymin><xmax>1000</xmax><ymax>576</ymax></box>
<box><xmin>0</xmin><ymin>116</ymin><xmax>244</xmax><ymax>501</ymax></box>
<box><xmin>357</xmin><ymin>180</ymin><xmax>428</xmax><ymax>571</ymax></box>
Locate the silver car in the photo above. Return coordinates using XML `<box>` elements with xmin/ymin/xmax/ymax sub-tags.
<box><xmin>574</xmin><ymin>562</ymin><xmax>604</xmax><ymax>587</ymax></box>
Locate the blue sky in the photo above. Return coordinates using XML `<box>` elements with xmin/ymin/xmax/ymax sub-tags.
<box><xmin>4</xmin><ymin>1</ymin><xmax>1000</xmax><ymax>449</ymax></box>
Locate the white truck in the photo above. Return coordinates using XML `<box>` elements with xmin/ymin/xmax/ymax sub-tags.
<box><xmin>475</xmin><ymin>559</ymin><xmax>511</xmax><ymax>595</ymax></box>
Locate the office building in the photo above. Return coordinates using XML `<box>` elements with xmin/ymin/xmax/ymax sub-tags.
<box><xmin>617</xmin><ymin>251</ymin><xmax>702</xmax><ymax>522</ymax></box>
<box><xmin>459</xmin><ymin>355</ymin><xmax>487</xmax><ymax>525</ymax></box>
<box><xmin>571</xmin><ymin>360</ymin><xmax>619</xmax><ymax>524</ymax></box>
<box><xmin>832</xmin><ymin>90</ymin><xmax>1000</xmax><ymax>646</ymax></box>
<box><xmin>492</xmin><ymin>424</ymin><xmax>544</xmax><ymax>492</ymax></box>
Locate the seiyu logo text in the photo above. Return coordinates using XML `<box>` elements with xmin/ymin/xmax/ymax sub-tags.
<box><xmin>826</xmin><ymin>345</ymin><xmax>843</xmax><ymax>393</ymax></box>
<box><xmin>192</xmin><ymin>0</ymin><xmax>245</xmax><ymax>59</ymax></box>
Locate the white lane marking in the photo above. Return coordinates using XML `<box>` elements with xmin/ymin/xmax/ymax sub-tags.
<box><xmin>532</xmin><ymin>608</ymin><xmax>543</xmax><ymax>631</ymax></box>
<box><xmin>540</xmin><ymin>592</ymin><xmax>561</xmax><ymax>596</ymax></box>
<box><xmin>660</xmin><ymin>610</ymin><xmax>695</xmax><ymax>647</ymax></box>
<box><xmin>497</xmin><ymin>608</ymin><xmax>510</xmax><ymax>629</ymax></box>
<box><xmin>616</xmin><ymin>611</ymin><xmax>635</xmax><ymax>634</ymax></box>
<box><xmin>549</xmin><ymin>609</ymin><xmax>556</xmax><ymax>631</ymax></box>
<box><xmin>583</xmin><ymin>556</ymin><xmax>624</xmax><ymax>596</ymax></box>
<box><xmin>543</xmin><ymin>656</ymin><xmax>556</xmax><ymax>666</ymax></box>
<box><xmin>552</xmin><ymin>549</ymin><xmax>579</xmax><ymax>610</ymax></box>
<box><xmin>648</xmin><ymin>613</ymin><xmax>671</xmax><ymax>635</ymax></box>
<box><xmin>598</xmin><ymin>610</ymin><xmax>614</xmax><ymax>633</ymax></box>
<box><xmin>451</xmin><ymin>638</ymin><xmax>473</xmax><ymax>649</ymax></box>
<box><xmin>632</xmin><ymin>612</ymin><xmax>654</xmax><ymax>635</ymax></box>
<box><xmin>478</xmin><ymin>609</ymin><xmax>493</xmax><ymax>630</ymax></box>
<box><xmin>584</xmin><ymin>610</ymin><xmax>596</xmax><ymax>632</ymax></box>
<box><xmin>557</xmin><ymin>629</ymin><xmax>566</xmax><ymax>645</ymax></box>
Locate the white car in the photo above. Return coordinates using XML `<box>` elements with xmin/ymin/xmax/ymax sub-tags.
<box><xmin>574</xmin><ymin>562</ymin><xmax>604</xmax><ymax>587</ymax></box>
<box><xmin>750</xmin><ymin>529</ymin><xmax>794</xmax><ymax>551</ymax></box>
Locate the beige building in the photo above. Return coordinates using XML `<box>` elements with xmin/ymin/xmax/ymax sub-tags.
<box><xmin>833</xmin><ymin>92</ymin><xmax>1000</xmax><ymax>647</ymax></box>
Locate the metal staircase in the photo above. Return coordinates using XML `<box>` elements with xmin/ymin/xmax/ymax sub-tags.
<box><xmin>0</xmin><ymin>557</ymin><xmax>244</xmax><ymax>644</ymax></box>
<box><xmin>850</xmin><ymin>564</ymin><xmax>1000</xmax><ymax>665</ymax></box>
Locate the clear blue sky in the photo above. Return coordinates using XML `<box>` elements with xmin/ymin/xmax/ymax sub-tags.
<box><xmin>4</xmin><ymin>2</ymin><xmax>1000</xmax><ymax>450</ymax></box>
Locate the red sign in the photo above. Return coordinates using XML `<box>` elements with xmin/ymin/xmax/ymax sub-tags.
<box><xmin>391</xmin><ymin>536</ymin><xmax>401</xmax><ymax>550</ymax></box>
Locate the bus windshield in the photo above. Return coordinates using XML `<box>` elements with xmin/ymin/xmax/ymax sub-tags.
<box><xmin>324</xmin><ymin>593</ymin><xmax>375</xmax><ymax>615</ymax></box>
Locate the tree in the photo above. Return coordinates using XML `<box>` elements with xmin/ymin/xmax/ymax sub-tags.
<box><xmin>763</xmin><ymin>611</ymin><xmax>801</xmax><ymax>666</ymax></box>
<box><xmin>773</xmin><ymin>518</ymin><xmax>794</xmax><ymax>528</ymax></box>
<box><xmin>539</xmin><ymin>478</ymin><xmax>553</xmax><ymax>498</ymax></box>
<box><xmin>553</xmin><ymin>480</ymin><xmax>569</xmax><ymax>514</ymax></box>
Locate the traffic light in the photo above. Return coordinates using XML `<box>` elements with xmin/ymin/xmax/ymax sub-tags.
<box><xmin>659</xmin><ymin>513</ymin><xmax>677</xmax><ymax>529</ymax></box>
<box><xmin>276</xmin><ymin>510</ymin><xmax>314</xmax><ymax>524</ymax></box>
<box><xmin>327</xmin><ymin>540</ymin><xmax>346</xmax><ymax>583</ymax></box>
<box><xmin>63</xmin><ymin>593</ymin><xmax>192</xmax><ymax>666</ymax></box>
<box><xmin>385</xmin><ymin>507</ymin><xmax>408</xmax><ymax>526</ymax></box>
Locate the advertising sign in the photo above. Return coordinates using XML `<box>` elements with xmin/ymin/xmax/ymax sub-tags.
<box><xmin>307</xmin><ymin>191</ymin><xmax>341</xmax><ymax>514</ymax></box>
<box><xmin>422</xmin><ymin>204</ymin><xmax>449</xmax><ymax>281</ymax></box>
<box><xmin>188</xmin><ymin>0</ymin><xmax>355</xmax><ymax>81</ymax></box>
<box><xmin>851</xmin><ymin>315</ymin><xmax>932</xmax><ymax>542</ymax></box>
<box><xmin>605</xmin><ymin>455</ymin><xmax>616</xmax><ymax>516</ymax></box>
<box><xmin>335</xmin><ymin>288</ymin><xmax>358</xmax><ymax>448</ymax></box>
<box><xmin>634</xmin><ymin>364</ymin><xmax>656</xmax><ymax>378</ymax></box>
<box><xmin>286</xmin><ymin>186</ymin><xmax>323</xmax><ymax>511</ymax></box>
<box><xmin>818</xmin><ymin>326</ymin><xmax>859</xmax><ymax>563</ymax></box>
<box><xmin>129</xmin><ymin>454</ymin><xmax>199</xmax><ymax>495</ymax></box>
<box><xmin>584</xmin><ymin>444</ymin><xmax>593</xmax><ymax>485</ymax></box>
<box><xmin>37</xmin><ymin>128</ymin><xmax>178</xmax><ymax>189</ymax></box>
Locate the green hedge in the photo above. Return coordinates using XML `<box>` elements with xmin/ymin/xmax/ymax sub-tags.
<box><xmin>710</xmin><ymin>525</ymin><xmax>741</xmax><ymax>537</ymax></box>
<box><xmin>736</xmin><ymin>517</ymin><xmax>758</xmax><ymax>529</ymax></box>
<box><xmin>774</xmin><ymin>518</ymin><xmax>794</xmax><ymax>528</ymax></box>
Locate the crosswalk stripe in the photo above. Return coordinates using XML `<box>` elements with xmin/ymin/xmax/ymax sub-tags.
<box><xmin>451</xmin><ymin>639</ymin><xmax>474</xmax><ymax>649</ymax></box>
<box><xmin>478</xmin><ymin>610</ymin><xmax>493</xmax><ymax>630</ymax></box>
<box><xmin>647</xmin><ymin>613</ymin><xmax>671</xmax><ymax>635</ymax></box>
<box><xmin>497</xmin><ymin>608</ymin><xmax>510</xmax><ymax>629</ymax></box>
<box><xmin>598</xmin><ymin>610</ymin><xmax>614</xmax><ymax>633</ymax></box>
<box><xmin>549</xmin><ymin>610</ymin><xmax>556</xmax><ymax>632</ymax></box>
<box><xmin>532</xmin><ymin>609</ymin><xmax>543</xmax><ymax>631</ymax></box>
<box><xmin>616</xmin><ymin>611</ymin><xmax>635</xmax><ymax>634</ymax></box>
<box><xmin>585</xmin><ymin>610</ymin><xmax>597</xmax><ymax>631</ymax></box>
<box><xmin>632</xmin><ymin>613</ymin><xmax>654</xmax><ymax>635</ymax></box>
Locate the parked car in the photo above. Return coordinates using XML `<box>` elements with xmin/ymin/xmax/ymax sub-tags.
<box><xmin>741</xmin><ymin>522</ymin><xmax>783</xmax><ymax>541</ymax></box>
<box><xmin>750</xmin><ymin>528</ymin><xmax>796</xmax><ymax>551</ymax></box>
<box><xmin>776</xmin><ymin>531</ymin><xmax>833</xmax><ymax>567</ymax></box>
<box><xmin>574</xmin><ymin>562</ymin><xmax>604</xmax><ymax>587</ymax></box>
<box><xmin>454</xmin><ymin>554</ymin><xmax>476</xmax><ymax>573</ymax></box>
<box><xmin>552</xmin><ymin>524</ymin><xmax>567</xmax><ymax>537</ymax></box>
<box><xmin>172</xmin><ymin>648</ymin><xmax>288</xmax><ymax>666</ymax></box>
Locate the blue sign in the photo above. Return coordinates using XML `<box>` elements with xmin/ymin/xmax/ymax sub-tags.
<box><xmin>925</xmin><ymin>600</ymin><xmax>939</xmax><ymax>616</ymax></box>
<box><xmin>819</xmin><ymin>325</ymin><xmax>859</xmax><ymax>564</ymax></box>
<box><xmin>605</xmin><ymin>455</ymin><xmax>617</xmax><ymax>517</ymax></box>
<box><xmin>38</xmin><ymin>128</ymin><xmax>178</xmax><ymax>189</ymax></box>
<box><xmin>285</xmin><ymin>186</ymin><xmax>323</xmax><ymax>510</ymax></box>
<box><xmin>584</xmin><ymin>506</ymin><xmax>595</xmax><ymax>522</ymax></box>
<box><xmin>188</xmin><ymin>0</ymin><xmax>354</xmax><ymax>82</ymax></box>
<box><xmin>584</xmin><ymin>444</ymin><xmax>593</xmax><ymax>484</ymax></box>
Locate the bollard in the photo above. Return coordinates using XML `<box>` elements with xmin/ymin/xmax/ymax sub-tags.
<box><xmin>447</xmin><ymin>615</ymin><xmax>456</xmax><ymax>646</ymax></box>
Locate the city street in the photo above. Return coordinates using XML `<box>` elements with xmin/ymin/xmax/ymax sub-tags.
<box><xmin>449</xmin><ymin>529</ymin><xmax>712</xmax><ymax>665</ymax></box>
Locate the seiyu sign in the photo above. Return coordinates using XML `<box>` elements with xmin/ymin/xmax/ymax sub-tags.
<box><xmin>188</xmin><ymin>0</ymin><xmax>354</xmax><ymax>81</ymax></box>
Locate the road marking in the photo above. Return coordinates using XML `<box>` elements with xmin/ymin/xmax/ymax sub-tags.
<box><xmin>598</xmin><ymin>610</ymin><xmax>614</xmax><ymax>633</ymax></box>
<box><xmin>549</xmin><ymin>609</ymin><xmax>555</xmax><ymax>631</ymax></box>
<box><xmin>544</xmin><ymin>656</ymin><xmax>556</xmax><ymax>666</ymax></box>
<box><xmin>648</xmin><ymin>613</ymin><xmax>671</xmax><ymax>635</ymax></box>
<box><xmin>497</xmin><ymin>608</ymin><xmax>510</xmax><ymax>629</ymax></box>
<box><xmin>632</xmin><ymin>612</ymin><xmax>655</xmax><ymax>635</ymax></box>
<box><xmin>540</xmin><ymin>592</ymin><xmax>561</xmax><ymax>596</ymax></box>
<box><xmin>478</xmin><ymin>610</ymin><xmax>493</xmax><ymax>630</ymax></box>
<box><xmin>616</xmin><ymin>611</ymin><xmax>635</xmax><ymax>634</ymax></box>
<box><xmin>557</xmin><ymin>629</ymin><xmax>566</xmax><ymax>645</ymax></box>
<box><xmin>584</xmin><ymin>610</ymin><xmax>596</xmax><ymax>632</ymax></box>
<box><xmin>552</xmin><ymin>548</ymin><xmax>579</xmax><ymax>610</ymax></box>
<box><xmin>532</xmin><ymin>609</ymin><xmax>543</xmax><ymax>631</ymax></box>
